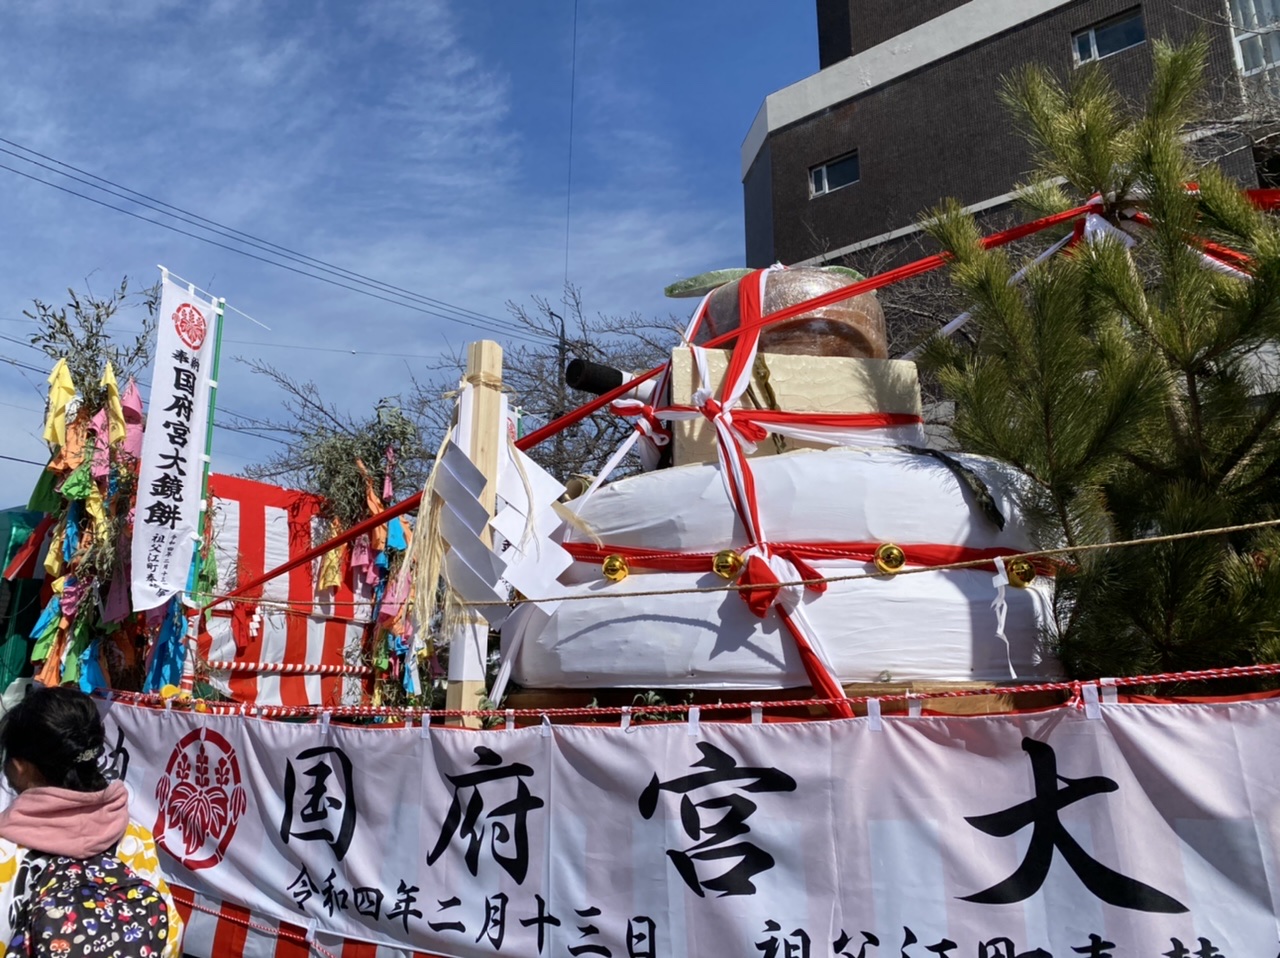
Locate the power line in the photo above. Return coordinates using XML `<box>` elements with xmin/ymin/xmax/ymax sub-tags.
<box><xmin>0</xmin><ymin>454</ymin><xmax>44</xmax><ymax>467</ymax></box>
<box><xmin>0</xmin><ymin>159</ymin><xmax>552</xmax><ymax>346</ymax></box>
<box><xmin>0</xmin><ymin>355</ymin><xmax>47</xmax><ymax>375</ymax></box>
<box><xmin>2</xmin><ymin>319</ymin><xmax>447</xmax><ymax>364</ymax></box>
<box><xmin>0</xmin><ymin>136</ymin><xmax>540</xmax><ymax>337</ymax></box>
<box><xmin>225</xmin><ymin>335</ymin><xmax>450</xmax><ymax>358</ymax></box>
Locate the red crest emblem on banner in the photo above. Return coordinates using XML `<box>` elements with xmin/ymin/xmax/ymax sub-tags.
<box><xmin>171</xmin><ymin>302</ymin><xmax>207</xmax><ymax>351</ymax></box>
<box><xmin>154</xmin><ymin>728</ymin><xmax>247</xmax><ymax>871</ymax></box>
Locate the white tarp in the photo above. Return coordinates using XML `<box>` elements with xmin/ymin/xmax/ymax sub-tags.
<box><xmin>131</xmin><ymin>276</ymin><xmax>217</xmax><ymax>610</ymax></box>
<box><xmin>101</xmin><ymin>695</ymin><xmax>1280</xmax><ymax>957</ymax></box>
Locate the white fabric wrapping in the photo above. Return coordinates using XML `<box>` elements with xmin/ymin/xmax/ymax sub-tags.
<box><xmin>506</xmin><ymin>446</ymin><xmax>1058</xmax><ymax>688</ymax></box>
<box><xmin>561</xmin><ymin>446</ymin><xmax>1033</xmax><ymax>553</ymax></box>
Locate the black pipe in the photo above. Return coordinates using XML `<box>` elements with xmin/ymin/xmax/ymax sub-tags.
<box><xmin>565</xmin><ymin>358</ymin><xmax>625</xmax><ymax>395</ymax></box>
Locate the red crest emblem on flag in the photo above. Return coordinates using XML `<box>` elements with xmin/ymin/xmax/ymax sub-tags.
<box><xmin>154</xmin><ymin>728</ymin><xmax>247</xmax><ymax>871</ymax></box>
<box><xmin>171</xmin><ymin>302</ymin><xmax>207</xmax><ymax>351</ymax></box>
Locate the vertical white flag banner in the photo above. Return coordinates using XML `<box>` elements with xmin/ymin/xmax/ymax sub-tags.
<box><xmin>131</xmin><ymin>275</ymin><xmax>216</xmax><ymax>611</ymax></box>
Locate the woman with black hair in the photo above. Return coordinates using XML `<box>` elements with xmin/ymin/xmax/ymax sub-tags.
<box><xmin>0</xmin><ymin>686</ymin><xmax>183</xmax><ymax>955</ymax></box>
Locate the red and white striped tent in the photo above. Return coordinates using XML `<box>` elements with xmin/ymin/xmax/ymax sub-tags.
<box><xmin>197</xmin><ymin>474</ymin><xmax>372</xmax><ymax>708</ymax></box>
<box><xmin>173</xmin><ymin>886</ymin><xmax>445</xmax><ymax>958</ymax></box>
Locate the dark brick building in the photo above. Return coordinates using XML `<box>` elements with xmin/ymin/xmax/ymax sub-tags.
<box><xmin>743</xmin><ymin>1</ymin><xmax>1276</xmax><ymax>268</ymax></box>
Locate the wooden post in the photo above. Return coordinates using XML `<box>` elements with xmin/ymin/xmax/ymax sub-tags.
<box><xmin>446</xmin><ymin>341</ymin><xmax>503</xmax><ymax>727</ymax></box>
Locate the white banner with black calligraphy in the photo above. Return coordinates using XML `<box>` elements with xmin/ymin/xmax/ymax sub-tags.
<box><xmin>131</xmin><ymin>276</ymin><xmax>217</xmax><ymax>611</ymax></box>
<box><xmin>99</xmin><ymin>698</ymin><xmax>1280</xmax><ymax>957</ymax></box>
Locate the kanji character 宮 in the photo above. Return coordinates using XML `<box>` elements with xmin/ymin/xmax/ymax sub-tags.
<box><xmin>638</xmin><ymin>742</ymin><xmax>796</xmax><ymax>897</ymax></box>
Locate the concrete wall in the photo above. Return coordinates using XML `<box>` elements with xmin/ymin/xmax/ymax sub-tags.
<box><xmin>746</xmin><ymin>0</ymin><xmax>1245</xmax><ymax>267</ymax></box>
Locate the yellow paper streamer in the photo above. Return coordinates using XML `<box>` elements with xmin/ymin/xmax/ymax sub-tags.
<box><xmin>44</xmin><ymin>523</ymin><xmax>66</xmax><ymax>578</ymax></box>
<box><xmin>86</xmin><ymin>482</ymin><xmax>109</xmax><ymax>543</ymax></box>
<box><xmin>318</xmin><ymin>519</ymin><xmax>345</xmax><ymax>592</ymax></box>
<box><xmin>101</xmin><ymin>362</ymin><xmax>127</xmax><ymax>445</ymax></box>
<box><xmin>42</xmin><ymin>358</ymin><xmax>75</xmax><ymax>447</ymax></box>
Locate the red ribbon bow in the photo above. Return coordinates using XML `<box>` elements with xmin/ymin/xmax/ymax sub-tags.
<box><xmin>738</xmin><ymin>548</ymin><xmax>828</xmax><ymax>618</ymax></box>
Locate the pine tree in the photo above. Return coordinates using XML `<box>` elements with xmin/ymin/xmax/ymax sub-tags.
<box><xmin>922</xmin><ymin>40</ymin><xmax>1280</xmax><ymax>682</ymax></box>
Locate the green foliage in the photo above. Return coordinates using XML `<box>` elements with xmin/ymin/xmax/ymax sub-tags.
<box><xmin>26</xmin><ymin>277</ymin><xmax>158</xmax><ymax>409</ymax></box>
<box><xmin>296</xmin><ymin>401</ymin><xmax>419</xmax><ymax>527</ymax></box>
<box><xmin>922</xmin><ymin>41</ymin><xmax>1280</xmax><ymax>680</ymax></box>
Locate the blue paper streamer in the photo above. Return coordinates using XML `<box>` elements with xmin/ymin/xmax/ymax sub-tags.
<box><xmin>386</xmin><ymin>518</ymin><xmax>407</xmax><ymax>552</ymax></box>
<box><xmin>79</xmin><ymin>639</ymin><xmax>109</xmax><ymax>695</ymax></box>
<box><xmin>143</xmin><ymin>599</ymin><xmax>188</xmax><ymax>693</ymax></box>
<box><xmin>63</xmin><ymin>503</ymin><xmax>81</xmax><ymax>561</ymax></box>
<box><xmin>29</xmin><ymin>596</ymin><xmax>61</xmax><ymax>640</ymax></box>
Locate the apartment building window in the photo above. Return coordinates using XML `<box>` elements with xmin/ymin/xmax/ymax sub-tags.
<box><xmin>1073</xmin><ymin>9</ymin><xmax>1145</xmax><ymax>65</ymax></box>
<box><xmin>810</xmin><ymin>151</ymin><xmax>860</xmax><ymax>197</ymax></box>
<box><xmin>1230</xmin><ymin>0</ymin><xmax>1280</xmax><ymax>74</ymax></box>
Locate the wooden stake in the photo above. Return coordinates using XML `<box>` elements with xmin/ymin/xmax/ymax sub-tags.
<box><xmin>447</xmin><ymin>340</ymin><xmax>503</xmax><ymax>727</ymax></box>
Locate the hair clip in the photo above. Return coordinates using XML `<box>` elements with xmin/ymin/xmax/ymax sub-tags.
<box><xmin>76</xmin><ymin>749</ymin><xmax>98</xmax><ymax>763</ymax></box>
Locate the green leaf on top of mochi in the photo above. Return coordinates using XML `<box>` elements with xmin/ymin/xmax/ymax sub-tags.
<box><xmin>664</xmin><ymin>269</ymin><xmax>753</xmax><ymax>298</ymax></box>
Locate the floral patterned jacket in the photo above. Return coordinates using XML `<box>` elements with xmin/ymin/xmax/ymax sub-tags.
<box><xmin>0</xmin><ymin>822</ymin><xmax>183</xmax><ymax>957</ymax></box>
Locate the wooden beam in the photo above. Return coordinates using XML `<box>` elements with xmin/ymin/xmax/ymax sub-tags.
<box><xmin>446</xmin><ymin>340</ymin><xmax>503</xmax><ymax>727</ymax></box>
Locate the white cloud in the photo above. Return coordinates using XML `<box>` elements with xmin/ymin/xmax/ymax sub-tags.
<box><xmin>0</xmin><ymin>0</ymin><xmax>743</xmax><ymax>505</ymax></box>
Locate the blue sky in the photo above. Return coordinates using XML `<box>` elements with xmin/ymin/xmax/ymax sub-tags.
<box><xmin>0</xmin><ymin>0</ymin><xmax>817</xmax><ymax>505</ymax></box>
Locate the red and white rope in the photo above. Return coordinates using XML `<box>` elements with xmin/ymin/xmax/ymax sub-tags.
<box><xmin>200</xmin><ymin>660</ymin><xmax>374</xmax><ymax>676</ymax></box>
<box><xmin>101</xmin><ymin>662</ymin><xmax>1280</xmax><ymax>724</ymax></box>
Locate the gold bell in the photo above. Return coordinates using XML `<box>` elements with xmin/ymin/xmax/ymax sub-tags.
<box><xmin>712</xmin><ymin>550</ymin><xmax>744</xmax><ymax>579</ymax></box>
<box><xmin>602</xmin><ymin>554</ymin><xmax>629</xmax><ymax>582</ymax></box>
<box><xmin>873</xmin><ymin>543</ymin><xmax>906</xmax><ymax>575</ymax></box>
<box><xmin>1007</xmin><ymin>557</ymin><xmax>1036</xmax><ymax>588</ymax></box>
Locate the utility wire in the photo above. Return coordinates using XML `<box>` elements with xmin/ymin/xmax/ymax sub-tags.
<box><xmin>0</xmin><ymin>160</ymin><xmax>552</xmax><ymax>346</ymax></box>
<box><xmin>3</xmin><ymin>318</ymin><xmax>452</xmax><ymax>364</ymax></box>
<box><xmin>222</xmin><ymin>338</ymin><xmax>446</xmax><ymax>361</ymax></box>
<box><xmin>0</xmin><ymin>356</ymin><xmax>48</xmax><ymax>375</ymax></box>
<box><xmin>0</xmin><ymin>454</ymin><xmax>45</xmax><ymax>467</ymax></box>
<box><xmin>0</xmin><ymin>136</ymin><xmax>535</xmax><ymax>336</ymax></box>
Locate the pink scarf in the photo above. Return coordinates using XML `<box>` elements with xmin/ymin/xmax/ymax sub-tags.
<box><xmin>0</xmin><ymin>781</ymin><xmax>129</xmax><ymax>858</ymax></box>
